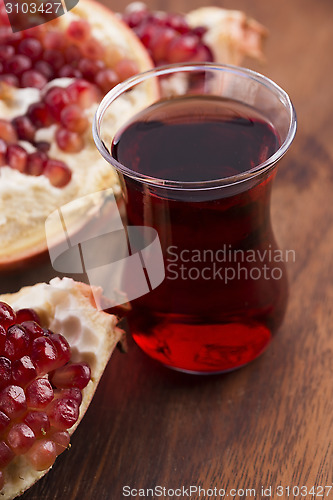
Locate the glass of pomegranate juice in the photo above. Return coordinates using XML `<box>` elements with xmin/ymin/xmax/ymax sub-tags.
<box><xmin>93</xmin><ymin>63</ymin><xmax>297</xmax><ymax>374</ymax></box>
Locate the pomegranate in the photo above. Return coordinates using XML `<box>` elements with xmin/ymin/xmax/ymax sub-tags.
<box><xmin>0</xmin><ymin>278</ymin><xmax>124</xmax><ymax>499</ymax></box>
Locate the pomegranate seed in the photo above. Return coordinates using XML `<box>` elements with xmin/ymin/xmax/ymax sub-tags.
<box><xmin>67</xmin><ymin>79</ymin><xmax>99</xmax><ymax>108</ymax></box>
<box><xmin>35</xmin><ymin>141</ymin><xmax>50</xmax><ymax>153</ymax></box>
<box><xmin>26</xmin><ymin>439</ymin><xmax>57</xmax><ymax>470</ymax></box>
<box><xmin>5</xmin><ymin>54</ymin><xmax>32</xmax><ymax>76</ymax></box>
<box><xmin>54</xmin><ymin>387</ymin><xmax>82</xmax><ymax>406</ymax></box>
<box><xmin>0</xmin><ymin>74</ymin><xmax>19</xmax><ymax>86</ymax></box>
<box><xmin>58</xmin><ymin>65</ymin><xmax>82</xmax><ymax>79</ymax></box>
<box><xmin>7</xmin><ymin>422</ymin><xmax>35</xmax><ymax>455</ymax></box>
<box><xmin>34</xmin><ymin>60</ymin><xmax>54</xmax><ymax>80</ymax></box>
<box><xmin>0</xmin><ymin>385</ymin><xmax>27</xmax><ymax>419</ymax></box>
<box><xmin>12</xmin><ymin>115</ymin><xmax>36</xmax><ymax>142</ymax></box>
<box><xmin>0</xmin><ymin>326</ymin><xmax>5</xmax><ymax>351</ymax></box>
<box><xmin>4</xmin><ymin>325</ymin><xmax>31</xmax><ymax>361</ymax></box>
<box><xmin>166</xmin><ymin>34</ymin><xmax>200</xmax><ymax>63</ymax></box>
<box><xmin>30</xmin><ymin>336</ymin><xmax>58</xmax><ymax>374</ymax></box>
<box><xmin>78</xmin><ymin>58</ymin><xmax>105</xmax><ymax>81</ymax></box>
<box><xmin>0</xmin><ymin>441</ymin><xmax>14</xmax><ymax>468</ymax></box>
<box><xmin>123</xmin><ymin>8</ymin><xmax>148</xmax><ymax>28</ymax></box>
<box><xmin>43</xmin><ymin>31</ymin><xmax>66</xmax><ymax>50</ymax></box>
<box><xmin>11</xmin><ymin>356</ymin><xmax>37</xmax><ymax>386</ymax></box>
<box><xmin>0</xmin><ymin>357</ymin><xmax>11</xmax><ymax>390</ymax></box>
<box><xmin>50</xmin><ymin>362</ymin><xmax>90</xmax><ymax>390</ymax></box>
<box><xmin>26</xmin><ymin>378</ymin><xmax>54</xmax><ymax>409</ymax></box>
<box><xmin>49</xmin><ymin>430</ymin><xmax>70</xmax><ymax>455</ymax></box>
<box><xmin>95</xmin><ymin>68</ymin><xmax>119</xmax><ymax>93</ymax></box>
<box><xmin>166</xmin><ymin>13</ymin><xmax>190</xmax><ymax>34</ymax></box>
<box><xmin>60</xmin><ymin>104</ymin><xmax>88</xmax><ymax>134</ymax></box>
<box><xmin>18</xmin><ymin>38</ymin><xmax>43</xmax><ymax>61</ymax></box>
<box><xmin>27</xmin><ymin>101</ymin><xmax>53</xmax><ymax>128</ymax></box>
<box><xmin>134</xmin><ymin>22</ymin><xmax>159</xmax><ymax>47</ymax></box>
<box><xmin>42</xmin><ymin>49</ymin><xmax>65</xmax><ymax>71</ymax></box>
<box><xmin>64</xmin><ymin>45</ymin><xmax>81</xmax><ymax>64</ymax></box>
<box><xmin>27</xmin><ymin>151</ymin><xmax>48</xmax><ymax>176</ymax></box>
<box><xmin>16</xmin><ymin>308</ymin><xmax>41</xmax><ymax>324</ymax></box>
<box><xmin>44</xmin><ymin>86</ymin><xmax>70</xmax><ymax>120</ymax></box>
<box><xmin>81</xmin><ymin>38</ymin><xmax>105</xmax><ymax>60</ymax></box>
<box><xmin>24</xmin><ymin>411</ymin><xmax>50</xmax><ymax>438</ymax></box>
<box><xmin>47</xmin><ymin>397</ymin><xmax>79</xmax><ymax>430</ymax></box>
<box><xmin>0</xmin><ymin>301</ymin><xmax>16</xmax><ymax>328</ymax></box>
<box><xmin>44</xmin><ymin>159</ymin><xmax>72</xmax><ymax>188</ymax></box>
<box><xmin>0</xmin><ymin>411</ymin><xmax>10</xmax><ymax>433</ymax></box>
<box><xmin>20</xmin><ymin>321</ymin><xmax>44</xmax><ymax>340</ymax></box>
<box><xmin>0</xmin><ymin>27</ymin><xmax>12</xmax><ymax>44</ymax></box>
<box><xmin>0</xmin><ymin>120</ymin><xmax>18</xmax><ymax>144</ymax></box>
<box><xmin>56</xmin><ymin>128</ymin><xmax>84</xmax><ymax>153</ymax></box>
<box><xmin>21</xmin><ymin>69</ymin><xmax>47</xmax><ymax>89</ymax></box>
<box><xmin>0</xmin><ymin>45</ymin><xmax>14</xmax><ymax>63</ymax></box>
<box><xmin>6</xmin><ymin>144</ymin><xmax>28</xmax><ymax>172</ymax></box>
<box><xmin>192</xmin><ymin>43</ymin><xmax>213</xmax><ymax>62</ymax></box>
<box><xmin>67</xmin><ymin>19</ymin><xmax>91</xmax><ymax>42</ymax></box>
<box><xmin>45</xmin><ymin>333</ymin><xmax>70</xmax><ymax>369</ymax></box>
<box><xmin>0</xmin><ymin>139</ymin><xmax>7</xmax><ymax>166</ymax></box>
<box><xmin>150</xmin><ymin>27</ymin><xmax>176</xmax><ymax>62</ymax></box>
<box><xmin>191</xmin><ymin>26</ymin><xmax>207</xmax><ymax>39</ymax></box>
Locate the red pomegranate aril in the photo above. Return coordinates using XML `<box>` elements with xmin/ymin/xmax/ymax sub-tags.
<box><xmin>42</xmin><ymin>49</ymin><xmax>65</xmax><ymax>71</ymax></box>
<box><xmin>47</xmin><ymin>397</ymin><xmax>79</xmax><ymax>430</ymax></box>
<box><xmin>150</xmin><ymin>27</ymin><xmax>176</xmax><ymax>62</ymax></box>
<box><xmin>0</xmin><ymin>138</ymin><xmax>6</xmax><ymax>166</ymax></box>
<box><xmin>58</xmin><ymin>65</ymin><xmax>82</xmax><ymax>79</ymax></box>
<box><xmin>134</xmin><ymin>22</ymin><xmax>159</xmax><ymax>47</ymax></box>
<box><xmin>12</xmin><ymin>115</ymin><xmax>36</xmax><ymax>142</ymax></box>
<box><xmin>166</xmin><ymin>13</ymin><xmax>190</xmax><ymax>34</ymax></box>
<box><xmin>64</xmin><ymin>44</ymin><xmax>81</xmax><ymax>64</ymax></box>
<box><xmin>44</xmin><ymin>86</ymin><xmax>71</xmax><ymax>120</ymax></box>
<box><xmin>18</xmin><ymin>38</ymin><xmax>43</xmax><ymax>61</ymax></box>
<box><xmin>78</xmin><ymin>58</ymin><xmax>105</xmax><ymax>81</ymax></box>
<box><xmin>0</xmin><ymin>385</ymin><xmax>27</xmax><ymax>419</ymax></box>
<box><xmin>0</xmin><ymin>45</ymin><xmax>14</xmax><ymax>63</ymax></box>
<box><xmin>0</xmin><ymin>120</ymin><xmax>18</xmax><ymax>144</ymax></box>
<box><xmin>56</xmin><ymin>128</ymin><xmax>84</xmax><ymax>153</ymax></box>
<box><xmin>4</xmin><ymin>325</ymin><xmax>31</xmax><ymax>361</ymax></box>
<box><xmin>21</xmin><ymin>69</ymin><xmax>48</xmax><ymax>89</ymax></box>
<box><xmin>6</xmin><ymin>423</ymin><xmax>35</xmax><ymax>455</ymax></box>
<box><xmin>27</xmin><ymin>151</ymin><xmax>48</xmax><ymax>176</ymax></box>
<box><xmin>20</xmin><ymin>321</ymin><xmax>44</xmax><ymax>340</ymax></box>
<box><xmin>81</xmin><ymin>38</ymin><xmax>105</xmax><ymax>60</ymax></box>
<box><xmin>66</xmin><ymin>19</ymin><xmax>91</xmax><ymax>42</ymax></box>
<box><xmin>34</xmin><ymin>60</ymin><xmax>54</xmax><ymax>80</ymax></box>
<box><xmin>25</xmin><ymin>439</ymin><xmax>57</xmax><ymax>471</ymax></box>
<box><xmin>16</xmin><ymin>308</ymin><xmax>41</xmax><ymax>325</ymax></box>
<box><xmin>49</xmin><ymin>430</ymin><xmax>70</xmax><ymax>455</ymax></box>
<box><xmin>191</xmin><ymin>26</ymin><xmax>207</xmax><ymax>39</ymax></box>
<box><xmin>0</xmin><ymin>326</ymin><xmax>5</xmax><ymax>350</ymax></box>
<box><xmin>0</xmin><ymin>441</ymin><xmax>14</xmax><ymax>468</ymax></box>
<box><xmin>192</xmin><ymin>43</ymin><xmax>213</xmax><ymax>62</ymax></box>
<box><xmin>45</xmin><ymin>333</ymin><xmax>70</xmax><ymax>369</ymax></box>
<box><xmin>30</xmin><ymin>337</ymin><xmax>58</xmax><ymax>374</ymax></box>
<box><xmin>0</xmin><ymin>302</ymin><xmax>16</xmax><ymax>328</ymax></box>
<box><xmin>5</xmin><ymin>54</ymin><xmax>32</xmax><ymax>76</ymax></box>
<box><xmin>0</xmin><ymin>74</ymin><xmax>19</xmax><ymax>87</ymax></box>
<box><xmin>11</xmin><ymin>356</ymin><xmax>37</xmax><ymax>386</ymax></box>
<box><xmin>67</xmin><ymin>79</ymin><xmax>99</xmax><ymax>108</ymax></box>
<box><xmin>44</xmin><ymin>159</ymin><xmax>72</xmax><ymax>188</ymax></box>
<box><xmin>27</xmin><ymin>101</ymin><xmax>53</xmax><ymax>128</ymax></box>
<box><xmin>26</xmin><ymin>378</ymin><xmax>54</xmax><ymax>409</ymax></box>
<box><xmin>54</xmin><ymin>387</ymin><xmax>82</xmax><ymax>406</ymax></box>
<box><xmin>60</xmin><ymin>104</ymin><xmax>88</xmax><ymax>134</ymax></box>
<box><xmin>43</xmin><ymin>31</ymin><xmax>66</xmax><ymax>50</ymax></box>
<box><xmin>0</xmin><ymin>357</ymin><xmax>11</xmax><ymax>390</ymax></box>
<box><xmin>35</xmin><ymin>141</ymin><xmax>50</xmax><ymax>153</ymax></box>
<box><xmin>95</xmin><ymin>68</ymin><xmax>118</xmax><ymax>93</ymax></box>
<box><xmin>6</xmin><ymin>144</ymin><xmax>28</xmax><ymax>173</ymax></box>
<box><xmin>24</xmin><ymin>411</ymin><xmax>50</xmax><ymax>438</ymax></box>
<box><xmin>0</xmin><ymin>411</ymin><xmax>10</xmax><ymax>433</ymax></box>
<box><xmin>166</xmin><ymin>33</ymin><xmax>199</xmax><ymax>63</ymax></box>
<box><xmin>50</xmin><ymin>362</ymin><xmax>91</xmax><ymax>390</ymax></box>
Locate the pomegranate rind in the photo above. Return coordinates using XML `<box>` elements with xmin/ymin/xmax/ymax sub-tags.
<box><xmin>186</xmin><ymin>7</ymin><xmax>268</xmax><ymax>65</ymax></box>
<box><xmin>0</xmin><ymin>278</ymin><xmax>123</xmax><ymax>500</ymax></box>
<box><xmin>0</xmin><ymin>0</ymin><xmax>155</xmax><ymax>272</ymax></box>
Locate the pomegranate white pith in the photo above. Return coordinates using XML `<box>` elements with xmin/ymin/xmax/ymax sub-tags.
<box><xmin>0</xmin><ymin>278</ymin><xmax>123</xmax><ymax>500</ymax></box>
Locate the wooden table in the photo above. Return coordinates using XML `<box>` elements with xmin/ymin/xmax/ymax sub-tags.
<box><xmin>2</xmin><ymin>0</ymin><xmax>333</xmax><ymax>498</ymax></box>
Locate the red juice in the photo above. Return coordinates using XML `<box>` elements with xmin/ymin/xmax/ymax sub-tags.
<box><xmin>112</xmin><ymin>95</ymin><xmax>288</xmax><ymax>373</ymax></box>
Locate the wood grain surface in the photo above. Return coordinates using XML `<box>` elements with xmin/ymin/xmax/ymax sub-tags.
<box><xmin>1</xmin><ymin>0</ymin><xmax>332</xmax><ymax>498</ymax></box>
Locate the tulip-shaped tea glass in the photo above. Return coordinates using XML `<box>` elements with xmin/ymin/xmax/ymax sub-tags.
<box><xmin>93</xmin><ymin>63</ymin><xmax>296</xmax><ymax>374</ymax></box>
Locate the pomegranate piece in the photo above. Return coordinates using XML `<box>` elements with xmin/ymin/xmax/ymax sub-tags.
<box><xmin>47</xmin><ymin>397</ymin><xmax>79</xmax><ymax>430</ymax></box>
<box><xmin>50</xmin><ymin>362</ymin><xmax>91</xmax><ymax>390</ymax></box>
<box><xmin>12</xmin><ymin>115</ymin><xmax>36</xmax><ymax>142</ymax></box>
<box><xmin>0</xmin><ymin>385</ymin><xmax>27</xmax><ymax>419</ymax></box>
<box><xmin>24</xmin><ymin>411</ymin><xmax>50</xmax><ymax>438</ymax></box>
<box><xmin>25</xmin><ymin>439</ymin><xmax>57</xmax><ymax>471</ymax></box>
<box><xmin>6</xmin><ymin>144</ymin><xmax>28</xmax><ymax>172</ymax></box>
<box><xmin>0</xmin><ymin>138</ymin><xmax>6</xmax><ymax>166</ymax></box>
<box><xmin>18</xmin><ymin>38</ymin><xmax>43</xmax><ymax>61</ymax></box>
<box><xmin>30</xmin><ymin>337</ymin><xmax>58</xmax><ymax>374</ymax></box>
<box><xmin>4</xmin><ymin>325</ymin><xmax>31</xmax><ymax>361</ymax></box>
<box><xmin>5</xmin><ymin>54</ymin><xmax>32</xmax><ymax>76</ymax></box>
<box><xmin>60</xmin><ymin>104</ymin><xmax>89</xmax><ymax>134</ymax></box>
<box><xmin>11</xmin><ymin>355</ymin><xmax>37</xmax><ymax>386</ymax></box>
<box><xmin>16</xmin><ymin>308</ymin><xmax>41</xmax><ymax>324</ymax></box>
<box><xmin>0</xmin><ymin>301</ymin><xmax>16</xmax><ymax>328</ymax></box>
<box><xmin>67</xmin><ymin>19</ymin><xmax>91</xmax><ymax>42</ymax></box>
<box><xmin>7</xmin><ymin>422</ymin><xmax>35</xmax><ymax>455</ymax></box>
<box><xmin>26</xmin><ymin>378</ymin><xmax>54</xmax><ymax>409</ymax></box>
<box><xmin>27</xmin><ymin>151</ymin><xmax>48</xmax><ymax>176</ymax></box>
<box><xmin>21</xmin><ymin>69</ymin><xmax>48</xmax><ymax>90</ymax></box>
<box><xmin>0</xmin><ymin>357</ymin><xmax>11</xmax><ymax>390</ymax></box>
<box><xmin>0</xmin><ymin>441</ymin><xmax>14</xmax><ymax>468</ymax></box>
<box><xmin>44</xmin><ymin>86</ymin><xmax>71</xmax><ymax>121</ymax></box>
<box><xmin>44</xmin><ymin>159</ymin><xmax>72</xmax><ymax>188</ymax></box>
<box><xmin>0</xmin><ymin>120</ymin><xmax>18</xmax><ymax>144</ymax></box>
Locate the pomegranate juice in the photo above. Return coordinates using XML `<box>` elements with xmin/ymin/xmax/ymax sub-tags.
<box><xmin>112</xmin><ymin>95</ymin><xmax>288</xmax><ymax>373</ymax></box>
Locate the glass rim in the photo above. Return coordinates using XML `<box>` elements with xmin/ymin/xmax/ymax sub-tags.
<box><xmin>93</xmin><ymin>62</ymin><xmax>297</xmax><ymax>191</ymax></box>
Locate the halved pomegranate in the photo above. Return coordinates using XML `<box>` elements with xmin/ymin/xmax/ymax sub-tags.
<box><xmin>0</xmin><ymin>278</ymin><xmax>124</xmax><ymax>499</ymax></box>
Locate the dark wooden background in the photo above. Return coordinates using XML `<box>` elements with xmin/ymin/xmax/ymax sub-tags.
<box><xmin>2</xmin><ymin>0</ymin><xmax>333</xmax><ymax>498</ymax></box>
